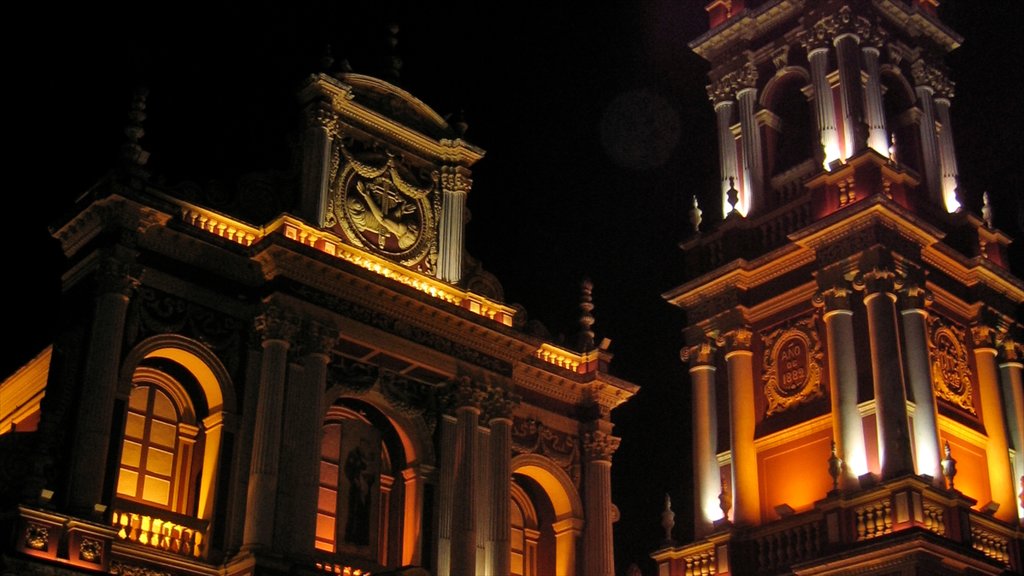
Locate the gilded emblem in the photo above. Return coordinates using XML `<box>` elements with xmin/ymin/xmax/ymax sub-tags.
<box><xmin>762</xmin><ymin>316</ymin><xmax>824</xmax><ymax>415</ymax></box>
<box><xmin>928</xmin><ymin>316</ymin><xmax>975</xmax><ymax>414</ymax></box>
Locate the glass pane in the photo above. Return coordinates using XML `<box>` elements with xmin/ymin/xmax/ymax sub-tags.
<box><xmin>152</xmin><ymin>389</ymin><xmax>176</xmax><ymax>420</ymax></box>
<box><xmin>147</xmin><ymin>446</ymin><xmax>174</xmax><ymax>476</ymax></box>
<box><xmin>121</xmin><ymin>440</ymin><xmax>142</xmax><ymax>467</ymax></box>
<box><xmin>318</xmin><ymin>487</ymin><xmax>337</xmax><ymax>513</ymax></box>
<box><xmin>128</xmin><ymin>387</ymin><xmax>148</xmax><ymax>411</ymax></box>
<box><xmin>316</xmin><ymin>512</ymin><xmax>336</xmax><ymax>544</ymax></box>
<box><xmin>142</xmin><ymin>475</ymin><xmax>170</xmax><ymax>505</ymax></box>
<box><xmin>320</xmin><ymin>461</ymin><xmax>338</xmax><ymax>487</ymax></box>
<box><xmin>116</xmin><ymin>469</ymin><xmax>138</xmax><ymax>497</ymax></box>
<box><xmin>125</xmin><ymin>412</ymin><xmax>146</xmax><ymax>439</ymax></box>
<box><xmin>149</xmin><ymin>420</ymin><xmax>177</xmax><ymax>448</ymax></box>
<box><xmin>321</xmin><ymin>424</ymin><xmax>340</xmax><ymax>461</ymax></box>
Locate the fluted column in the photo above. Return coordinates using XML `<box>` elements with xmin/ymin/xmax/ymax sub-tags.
<box><xmin>683</xmin><ymin>340</ymin><xmax>720</xmax><ymax>535</ymax></box>
<box><xmin>288</xmin><ymin>320</ymin><xmax>337</xmax><ymax>554</ymax></box>
<box><xmin>972</xmin><ymin>325</ymin><xmax>1016</xmax><ymax>523</ymax></box>
<box><xmin>243</xmin><ymin>305</ymin><xmax>298</xmax><ymax>550</ymax></box>
<box><xmin>709</xmin><ymin>80</ymin><xmax>740</xmax><ymax>218</ymax></box>
<box><xmin>438</xmin><ymin>166</ymin><xmax>471</xmax><ymax>283</ymax></box>
<box><xmin>299</xmin><ymin>102</ymin><xmax>337</xmax><ymax>227</ymax></box>
<box><xmin>853</xmin><ymin>254</ymin><xmax>914</xmax><ymax>479</ymax></box>
<box><xmin>803</xmin><ymin>36</ymin><xmax>841</xmax><ymax>168</ymax></box>
<box><xmin>814</xmin><ymin>280</ymin><xmax>868</xmax><ymax>486</ymax></box>
<box><xmin>736</xmin><ymin>63</ymin><xmax>762</xmax><ymax>215</ymax></box>
<box><xmin>69</xmin><ymin>258</ymin><xmax>140</xmax><ymax>512</ymax></box>
<box><xmin>898</xmin><ymin>282</ymin><xmax>942</xmax><ymax>483</ymax></box>
<box><xmin>834</xmin><ymin>30</ymin><xmax>867</xmax><ymax>157</ymax></box>
<box><xmin>435</xmin><ymin>414</ymin><xmax>457</xmax><ymax>574</ymax></box>
<box><xmin>450</xmin><ymin>377</ymin><xmax>485</xmax><ymax>575</ymax></box>
<box><xmin>582</xmin><ymin>428</ymin><xmax>619</xmax><ymax>576</ymax></box>
<box><xmin>862</xmin><ymin>44</ymin><xmax>889</xmax><ymax>156</ymax></box>
<box><xmin>997</xmin><ymin>339</ymin><xmax>1024</xmax><ymax>524</ymax></box>
<box><xmin>721</xmin><ymin>327</ymin><xmax>760</xmax><ymax>524</ymax></box>
<box><xmin>486</xmin><ymin>391</ymin><xmax>516</xmax><ymax>576</ymax></box>
<box><xmin>911</xmin><ymin>60</ymin><xmax>943</xmax><ymax>205</ymax></box>
<box><xmin>933</xmin><ymin>91</ymin><xmax>961</xmax><ymax>212</ymax></box>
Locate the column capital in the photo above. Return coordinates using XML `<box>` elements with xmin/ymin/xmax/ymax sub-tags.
<box><xmin>971</xmin><ymin>324</ymin><xmax>999</xmax><ymax>349</ymax></box>
<box><xmin>301</xmin><ymin>319</ymin><xmax>339</xmax><ymax>358</ymax></box>
<box><xmin>444</xmin><ymin>375</ymin><xmax>488</xmax><ymax>413</ymax></box>
<box><xmin>813</xmin><ymin>282</ymin><xmax>855</xmax><ymax>312</ymax></box>
<box><xmin>897</xmin><ymin>280</ymin><xmax>932</xmax><ymax>311</ymax></box>
<box><xmin>911</xmin><ymin>59</ymin><xmax>953</xmax><ymax>98</ymax></box>
<box><xmin>681</xmin><ymin>339</ymin><xmax>716</xmax><ymax>367</ymax></box>
<box><xmin>440</xmin><ymin>165</ymin><xmax>472</xmax><ymax>194</ymax></box>
<box><xmin>305</xmin><ymin>100</ymin><xmax>339</xmax><ymax>136</ymax></box>
<box><xmin>95</xmin><ymin>257</ymin><xmax>142</xmax><ymax>298</ymax></box>
<box><xmin>997</xmin><ymin>337</ymin><xmax>1023</xmax><ymax>364</ymax></box>
<box><xmin>717</xmin><ymin>327</ymin><xmax>753</xmax><ymax>354</ymax></box>
<box><xmin>481</xmin><ymin>385</ymin><xmax>520</xmax><ymax>424</ymax></box>
<box><xmin>798</xmin><ymin>17</ymin><xmax>832</xmax><ymax>53</ymax></box>
<box><xmin>255</xmin><ymin>304</ymin><xmax>300</xmax><ymax>344</ymax></box>
<box><xmin>851</xmin><ymin>265</ymin><xmax>902</xmax><ymax>297</ymax></box>
<box><xmin>582</xmin><ymin>430</ymin><xmax>620</xmax><ymax>463</ymax></box>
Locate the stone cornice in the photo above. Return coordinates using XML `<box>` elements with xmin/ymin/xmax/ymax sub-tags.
<box><xmin>872</xmin><ymin>0</ymin><xmax>962</xmax><ymax>53</ymax></box>
<box><xmin>690</xmin><ymin>0</ymin><xmax>806</xmax><ymax>61</ymax></box>
<box><xmin>52</xmin><ymin>194</ymin><xmax>172</xmax><ymax>259</ymax></box>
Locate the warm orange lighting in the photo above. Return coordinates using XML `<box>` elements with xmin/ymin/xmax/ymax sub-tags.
<box><xmin>758</xmin><ymin>429</ymin><xmax>833</xmax><ymax>520</ymax></box>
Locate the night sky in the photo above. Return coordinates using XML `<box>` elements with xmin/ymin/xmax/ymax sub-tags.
<box><xmin>9</xmin><ymin>1</ymin><xmax>1023</xmax><ymax>573</ymax></box>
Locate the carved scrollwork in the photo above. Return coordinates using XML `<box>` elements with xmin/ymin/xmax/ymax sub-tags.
<box><xmin>512</xmin><ymin>417</ymin><xmax>580</xmax><ymax>485</ymax></box>
<box><xmin>327</xmin><ymin>356</ymin><xmax>379</xmax><ymax>393</ymax></box>
<box><xmin>79</xmin><ymin>537</ymin><xmax>103</xmax><ymax>563</ymax></box>
<box><xmin>761</xmin><ymin>316</ymin><xmax>825</xmax><ymax>416</ymax></box>
<box><xmin>109</xmin><ymin>560</ymin><xmax>173</xmax><ymax>576</ymax></box>
<box><xmin>929</xmin><ymin>316</ymin><xmax>976</xmax><ymax>415</ymax></box>
<box><xmin>254</xmin><ymin>304</ymin><xmax>300</xmax><ymax>343</ymax></box>
<box><xmin>583</xmin><ymin>430</ymin><xmax>621</xmax><ymax>462</ymax></box>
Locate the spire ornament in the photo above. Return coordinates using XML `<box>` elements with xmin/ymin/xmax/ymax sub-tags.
<box><xmin>982</xmin><ymin>191</ymin><xmax>993</xmax><ymax>228</ymax></box>
<box><xmin>726</xmin><ymin>176</ymin><xmax>739</xmax><ymax>216</ymax></box>
<box><xmin>828</xmin><ymin>440</ymin><xmax>843</xmax><ymax>492</ymax></box>
<box><xmin>577</xmin><ymin>278</ymin><xmax>596</xmax><ymax>351</ymax></box>
<box><xmin>940</xmin><ymin>440</ymin><xmax>957</xmax><ymax>490</ymax></box>
<box><xmin>660</xmin><ymin>493</ymin><xmax>676</xmax><ymax>545</ymax></box>
<box><xmin>689</xmin><ymin>195</ymin><xmax>703</xmax><ymax>233</ymax></box>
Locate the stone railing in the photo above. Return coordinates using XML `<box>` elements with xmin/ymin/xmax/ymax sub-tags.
<box><xmin>754</xmin><ymin>514</ymin><xmax>825</xmax><ymax>572</ymax></box>
<box><xmin>853</xmin><ymin>497</ymin><xmax>893</xmax><ymax>541</ymax></box>
<box><xmin>110</xmin><ymin>505</ymin><xmax>207</xmax><ymax>559</ymax></box>
<box><xmin>921</xmin><ymin>498</ymin><xmax>946</xmax><ymax>536</ymax></box>
<box><xmin>970</xmin><ymin>518</ymin><xmax>1013</xmax><ymax>568</ymax></box>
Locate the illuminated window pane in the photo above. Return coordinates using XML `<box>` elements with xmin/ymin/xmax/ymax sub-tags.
<box><xmin>125</xmin><ymin>412</ymin><xmax>146</xmax><ymax>439</ymax></box>
<box><xmin>149</xmin><ymin>420</ymin><xmax>177</xmax><ymax>448</ymax></box>
<box><xmin>117</xmin><ymin>470</ymin><xmax>139</xmax><ymax>497</ymax></box>
<box><xmin>128</xmin><ymin>389</ymin><xmax>147</xmax><ymax>411</ymax></box>
<box><xmin>143</xmin><ymin>476</ymin><xmax>171</xmax><ymax>505</ymax></box>
<box><xmin>152</xmin><ymin>390</ymin><xmax>176</xmax><ymax>420</ymax></box>
<box><xmin>321</xmin><ymin>424</ymin><xmax>340</xmax><ymax>461</ymax></box>
<box><xmin>147</xmin><ymin>446</ymin><xmax>174</xmax><ymax>476</ymax></box>
<box><xmin>318</xmin><ymin>487</ymin><xmax>337</xmax><ymax>512</ymax></box>
<box><xmin>121</xmin><ymin>440</ymin><xmax>142</xmax><ymax>467</ymax></box>
<box><xmin>316</xmin><ymin>512</ymin><xmax>336</xmax><ymax>543</ymax></box>
<box><xmin>320</xmin><ymin>461</ymin><xmax>338</xmax><ymax>486</ymax></box>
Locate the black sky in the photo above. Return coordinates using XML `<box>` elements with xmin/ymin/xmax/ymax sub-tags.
<box><xmin>10</xmin><ymin>1</ymin><xmax>1023</xmax><ymax>573</ymax></box>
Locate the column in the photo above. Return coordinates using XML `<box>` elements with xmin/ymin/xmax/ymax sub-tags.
<box><xmin>834</xmin><ymin>31</ymin><xmax>867</xmax><ymax>157</ymax></box>
<box><xmin>68</xmin><ymin>258</ymin><xmax>140</xmax><ymax>512</ymax></box>
<box><xmin>438</xmin><ymin>166</ymin><xmax>471</xmax><ymax>284</ymax></box>
<box><xmin>862</xmin><ymin>44</ymin><xmax>889</xmax><ymax>156</ymax></box>
<box><xmin>997</xmin><ymin>339</ymin><xmax>1024</xmax><ymax>524</ymax></box>
<box><xmin>683</xmin><ymin>340</ymin><xmax>720</xmax><ymax>535</ymax></box>
<box><xmin>933</xmin><ymin>91</ymin><xmax>961</xmax><ymax>212</ymax></box>
<box><xmin>709</xmin><ymin>82</ymin><xmax>740</xmax><ymax>218</ymax></box>
<box><xmin>804</xmin><ymin>39</ymin><xmax>841</xmax><ymax>168</ymax></box>
<box><xmin>582</xmin><ymin>428</ymin><xmax>619</xmax><ymax>576</ymax></box>
<box><xmin>299</xmin><ymin>103</ymin><xmax>337</xmax><ymax>227</ymax></box>
<box><xmin>289</xmin><ymin>320</ymin><xmax>337</xmax><ymax>554</ymax></box>
<box><xmin>401</xmin><ymin>465</ymin><xmax>430</xmax><ymax>565</ymax></box>
<box><xmin>487</xmin><ymin>394</ymin><xmax>515</xmax><ymax>576</ymax></box>
<box><xmin>972</xmin><ymin>325</ymin><xmax>1016</xmax><ymax>524</ymax></box>
<box><xmin>722</xmin><ymin>327</ymin><xmax>760</xmax><ymax>525</ymax></box>
<box><xmin>435</xmin><ymin>414</ymin><xmax>456</xmax><ymax>574</ymax></box>
<box><xmin>476</xmin><ymin>425</ymin><xmax>490</xmax><ymax>575</ymax></box>
<box><xmin>243</xmin><ymin>305</ymin><xmax>298</xmax><ymax>550</ymax></box>
<box><xmin>853</xmin><ymin>253</ymin><xmax>914</xmax><ymax>479</ymax></box>
<box><xmin>911</xmin><ymin>60</ymin><xmax>942</xmax><ymax>205</ymax></box>
<box><xmin>736</xmin><ymin>64</ymin><xmax>762</xmax><ymax>216</ymax></box>
<box><xmin>450</xmin><ymin>377</ymin><xmax>484</xmax><ymax>575</ymax></box>
<box><xmin>815</xmin><ymin>280</ymin><xmax>868</xmax><ymax>486</ymax></box>
<box><xmin>897</xmin><ymin>282</ymin><xmax>942</xmax><ymax>483</ymax></box>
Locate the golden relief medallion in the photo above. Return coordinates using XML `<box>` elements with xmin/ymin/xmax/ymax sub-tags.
<box><xmin>927</xmin><ymin>316</ymin><xmax>975</xmax><ymax>414</ymax></box>
<box><xmin>762</xmin><ymin>316</ymin><xmax>824</xmax><ymax>416</ymax></box>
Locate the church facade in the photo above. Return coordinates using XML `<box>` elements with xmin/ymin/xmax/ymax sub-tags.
<box><xmin>656</xmin><ymin>0</ymin><xmax>1022</xmax><ymax>574</ymax></box>
<box><xmin>0</xmin><ymin>68</ymin><xmax>636</xmax><ymax>575</ymax></box>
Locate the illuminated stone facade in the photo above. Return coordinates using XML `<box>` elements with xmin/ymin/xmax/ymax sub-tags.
<box><xmin>0</xmin><ymin>69</ymin><xmax>636</xmax><ymax>575</ymax></box>
<box><xmin>656</xmin><ymin>1</ymin><xmax>1023</xmax><ymax>574</ymax></box>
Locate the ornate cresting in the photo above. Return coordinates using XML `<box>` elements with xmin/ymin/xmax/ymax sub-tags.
<box><xmin>927</xmin><ymin>316</ymin><xmax>975</xmax><ymax>414</ymax></box>
<box><xmin>761</xmin><ymin>316</ymin><xmax>824</xmax><ymax>416</ymax></box>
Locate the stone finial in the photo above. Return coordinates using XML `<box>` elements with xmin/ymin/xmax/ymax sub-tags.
<box><xmin>981</xmin><ymin>191</ymin><xmax>993</xmax><ymax>228</ymax></box>
<box><xmin>689</xmin><ymin>195</ymin><xmax>703</xmax><ymax>233</ymax></box>
<box><xmin>387</xmin><ymin>23</ymin><xmax>402</xmax><ymax>84</ymax></box>
<box><xmin>660</xmin><ymin>493</ymin><xmax>675</xmax><ymax>545</ymax></box>
<box><xmin>940</xmin><ymin>440</ymin><xmax>957</xmax><ymax>490</ymax></box>
<box><xmin>726</xmin><ymin>176</ymin><xmax>739</xmax><ymax>216</ymax></box>
<box><xmin>320</xmin><ymin>44</ymin><xmax>335</xmax><ymax>72</ymax></box>
<box><xmin>119</xmin><ymin>86</ymin><xmax>151</xmax><ymax>190</ymax></box>
<box><xmin>718</xmin><ymin>474</ymin><xmax>732</xmax><ymax>521</ymax></box>
<box><xmin>888</xmin><ymin>132</ymin><xmax>897</xmax><ymax>163</ymax></box>
<box><xmin>828</xmin><ymin>440</ymin><xmax>843</xmax><ymax>491</ymax></box>
<box><xmin>577</xmin><ymin>278</ymin><xmax>596</xmax><ymax>351</ymax></box>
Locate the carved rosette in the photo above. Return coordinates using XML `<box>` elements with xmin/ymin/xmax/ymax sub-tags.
<box><xmin>24</xmin><ymin>524</ymin><xmax>48</xmax><ymax>550</ymax></box>
<box><xmin>680</xmin><ymin>338</ymin><xmax>716</xmax><ymax>367</ymax></box>
<box><xmin>583</xmin><ymin>430</ymin><xmax>621</xmax><ymax>463</ymax></box>
<box><xmin>79</xmin><ymin>537</ymin><xmax>103</xmax><ymax>563</ymax></box>
<box><xmin>254</xmin><ymin>304</ymin><xmax>300</xmax><ymax>344</ymax></box>
<box><xmin>928</xmin><ymin>317</ymin><xmax>975</xmax><ymax>414</ymax></box>
<box><xmin>761</xmin><ymin>316</ymin><xmax>825</xmax><ymax>416</ymax></box>
<box><xmin>331</xmin><ymin>141</ymin><xmax>438</xmax><ymax>271</ymax></box>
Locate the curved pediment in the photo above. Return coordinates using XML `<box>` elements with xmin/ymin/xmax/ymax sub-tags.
<box><xmin>339</xmin><ymin>73</ymin><xmax>455</xmax><ymax>140</ymax></box>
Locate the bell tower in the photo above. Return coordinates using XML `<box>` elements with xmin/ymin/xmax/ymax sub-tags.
<box><xmin>656</xmin><ymin>1</ymin><xmax>1024</xmax><ymax>574</ymax></box>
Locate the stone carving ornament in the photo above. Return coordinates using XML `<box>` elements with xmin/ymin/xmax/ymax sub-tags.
<box><xmin>928</xmin><ymin>316</ymin><xmax>975</xmax><ymax>414</ymax></box>
<box><xmin>762</xmin><ymin>316</ymin><xmax>824</xmax><ymax>415</ymax></box>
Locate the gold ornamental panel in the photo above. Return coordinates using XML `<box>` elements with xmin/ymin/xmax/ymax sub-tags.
<box><xmin>927</xmin><ymin>317</ymin><xmax>975</xmax><ymax>415</ymax></box>
<box><xmin>762</xmin><ymin>316</ymin><xmax>824</xmax><ymax>416</ymax></box>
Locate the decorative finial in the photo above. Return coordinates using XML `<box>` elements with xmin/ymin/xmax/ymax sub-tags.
<box><xmin>888</xmin><ymin>132</ymin><xmax>897</xmax><ymax>163</ymax></box>
<box><xmin>320</xmin><ymin>44</ymin><xmax>335</xmax><ymax>72</ymax></box>
<box><xmin>689</xmin><ymin>195</ymin><xmax>703</xmax><ymax>233</ymax></box>
<box><xmin>387</xmin><ymin>23</ymin><xmax>402</xmax><ymax>84</ymax></box>
<box><xmin>981</xmin><ymin>191</ymin><xmax>993</xmax><ymax>228</ymax></box>
<box><xmin>828</xmin><ymin>440</ymin><xmax>843</xmax><ymax>492</ymax></box>
<box><xmin>577</xmin><ymin>278</ymin><xmax>596</xmax><ymax>351</ymax></box>
<box><xmin>940</xmin><ymin>440</ymin><xmax>957</xmax><ymax>490</ymax></box>
<box><xmin>660</xmin><ymin>493</ymin><xmax>675</xmax><ymax>545</ymax></box>
<box><xmin>451</xmin><ymin>109</ymin><xmax>468</xmax><ymax>137</ymax></box>
<box><xmin>726</xmin><ymin>176</ymin><xmax>739</xmax><ymax>216</ymax></box>
<box><xmin>718</xmin><ymin>474</ymin><xmax>732</xmax><ymax>521</ymax></box>
<box><xmin>119</xmin><ymin>86</ymin><xmax>151</xmax><ymax>191</ymax></box>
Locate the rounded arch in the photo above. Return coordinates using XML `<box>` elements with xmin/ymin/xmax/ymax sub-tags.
<box><xmin>120</xmin><ymin>334</ymin><xmax>237</xmax><ymax>415</ymax></box>
<box><xmin>511</xmin><ymin>453</ymin><xmax>584</xmax><ymax>522</ymax></box>
<box><xmin>760</xmin><ymin>66</ymin><xmax>811</xmax><ymax>109</ymax></box>
<box><xmin>323</xmin><ymin>386</ymin><xmax>435</xmax><ymax>470</ymax></box>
